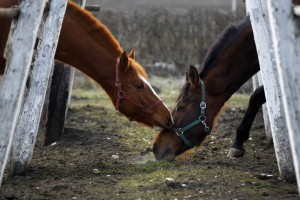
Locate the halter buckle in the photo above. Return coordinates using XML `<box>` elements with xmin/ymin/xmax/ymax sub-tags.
<box><xmin>199</xmin><ymin>115</ymin><xmax>206</xmax><ymax>122</ymax></box>
<box><xmin>200</xmin><ymin>102</ymin><xmax>206</xmax><ymax>109</ymax></box>
<box><xmin>175</xmin><ymin>128</ymin><xmax>184</xmax><ymax>136</ymax></box>
<box><xmin>118</xmin><ymin>91</ymin><xmax>125</xmax><ymax>98</ymax></box>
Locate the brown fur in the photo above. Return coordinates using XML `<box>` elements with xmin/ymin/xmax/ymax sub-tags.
<box><xmin>0</xmin><ymin>0</ymin><xmax>171</xmax><ymax>129</ymax></box>
<box><xmin>67</xmin><ymin>1</ymin><xmax>123</xmax><ymax>55</ymax></box>
<box><xmin>153</xmin><ymin>17</ymin><xmax>260</xmax><ymax>160</ymax></box>
<box><xmin>293</xmin><ymin>0</ymin><xmax>300</xmax><ymax>5</ymax></box>
<box><xmin>58</xmin><ymin>1</ymin><xmax>147</xmax><ymax>79</ymax></box>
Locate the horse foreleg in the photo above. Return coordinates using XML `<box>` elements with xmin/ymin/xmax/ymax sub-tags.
<box><xmin>227</xmin><ymin>85</ymin><xmax>266</xmax><ymax>158</ymax></box>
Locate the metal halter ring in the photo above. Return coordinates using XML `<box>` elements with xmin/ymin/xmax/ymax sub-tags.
<box><xmin>118</xmin><ymin>91</ymin><xmax>125</xmax><ymax>98</ymax></box>
<box><xmin>200</xmin><ymin>102</ymin><xmax>206</xmax><ymax>109</ymax></box>
<box><xmin>175</xmin><ymin>128</ymin><xmax>184</xmax><ymax>136</ymax></box>
<box><xmin>199</xmin><ymin>115</ymin><xmax>206</xmax><ymax>122</ymax></box>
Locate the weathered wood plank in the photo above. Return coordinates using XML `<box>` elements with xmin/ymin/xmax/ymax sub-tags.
<box><xmin>267</xmin><ymin>0</ymin><xmax>300</xmax><ymax>192</ymax></box>
<box><xmin>44</xmin><ymin>62</ymin><xmax>74</xmax><ymax>146</ymax></box>
<box><xmin>44</xmin><ymin>0</ymin><xmax>86</xmax><ymax>146</ymax></box>
<box><xmin>0</xmin><ymin>0</ymin><xmax>46</xmax><ymax>185</ymax></box>
<box><xmin>0</xmin><ymin>7</ymin><xmax>19</xmax><ymax>18</ymax></box>
<box><xmin>9</xmin><ymin>0</ymin><xmax>68</xmax><ymax>176</ymax></box>
<box><xmin>85</xmin><ymin>5</ymin><xmax>101</xmax><ymax>12</ymax></box>
<box><xmin>252</xmin><ymin>73</ymin><xmax>272</xmax><ymax>145</ymax></box>
<box><xmin>247</xmin><ymin>0</ymin><xmax>295</xmax><ymax>180</ymax></box>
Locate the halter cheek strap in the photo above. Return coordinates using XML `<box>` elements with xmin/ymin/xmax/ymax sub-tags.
<box><xmin>114</xmin><ymin>59</ymin><xmax>163</xmax><ymax>114</ymax></box>
<box><xmin>172</xmin><ymin>80</ymin><xmax>210</xmax><ymax>147</ymax></box>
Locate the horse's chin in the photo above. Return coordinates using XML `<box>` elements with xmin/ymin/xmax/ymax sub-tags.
<box><xmin>154</xmin><ymin>149</ymin><xmax>176</xmax><ymax>161</ymax></box>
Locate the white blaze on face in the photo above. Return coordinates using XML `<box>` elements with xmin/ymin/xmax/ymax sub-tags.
<box><xmin>139</xmin><ymin>74</ymin><xmax>174</xmax><ymax>129</ymax></box>
<box><xmin>139</xmin><ymin>74</ymin><xmax>160</xmax><ymax>99</ymax></box>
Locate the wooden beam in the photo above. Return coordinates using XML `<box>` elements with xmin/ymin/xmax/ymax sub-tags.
<box><xmin>85</xmin><ymin>5</ymin><xmax>101</xmax><ymax>12</ymax></box>
<box><xmin>0</xmin><ymin>7</ymin><xmax>19</xmax><ymax>18</ymax></box>
<box><xmin>44</xmin><ymin>62</ymin><xmax>74</xmax><ymax>146</ymax></box>
<box><xmin>9</xmin><ymin>0</ymin><xmax>68</xmax><ymax>176</ymax></box>
<box><xmin>267</xmin><ymin>0</ymin><xmax>300</xmax><ymax>193</ymax></box>
<box><xmin>44</xmin><ymin>0</ymin><xmax>86</xmax><ymax>146</ymax></box>
<box><xmin>252</xmin><ymin>73</ymin><xmax>272</xmax><ymax>145</ymax></box>
<box><xmin>246</xmin><ymin>0</ymin><xmax>295</xmax><ymax>180</ymax></box>
<box><xmin>0</xmin><ymin>0</ymin><xmax>46</xmax><ymax>186</ymax></box>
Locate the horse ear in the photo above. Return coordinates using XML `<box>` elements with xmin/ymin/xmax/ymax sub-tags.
<box><xmin>128</xmin><ymin>49</ymin><xmax>135</xmax><ymax>60</ymax></box>
<box><xmin>185</xmin><ymin>72</ymin><xmax>189</xmax><ymax>82</ymax></box>
<box><xmin>119</xmin><ymin>51</ymin><xmax>129</xmax><ymax>71</ymax></box>
<box><xmin>188</xmin><ymin>65</ymin><xmax>200</xmax><ymax>88</ymax></box>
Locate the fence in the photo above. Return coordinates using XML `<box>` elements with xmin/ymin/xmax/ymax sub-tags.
<box><xmin>99</xmin><ymin>8</ymin><xmax>245</xmax><ymax>75</ymax></box>
<box><xmin>0</xmin><ymin>0</ymin><xmax>99</xmax><ymax>185</ymax></box>
<box><xmin>0</xmin><ymin>0</ymin><xmax>56</xmax><ymax>185</ymax></box>
<box><xmin>247</xmin><ymin>0</ymin><xmax>300</xmax><ymax>194</ymax></box>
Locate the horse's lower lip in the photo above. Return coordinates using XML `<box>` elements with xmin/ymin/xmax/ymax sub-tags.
<box><xmin>154</xmin><ymin>148</ymin><xmax>175</xmax><ymax>161</ymax></box>
<box><xmin>153</xmin><ymin>126</ymin><xmax>163</xmax><ymax>131</ymax></box>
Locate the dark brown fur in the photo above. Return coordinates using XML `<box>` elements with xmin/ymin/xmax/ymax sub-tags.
<box><xmin>153</xmin><ymin>17</ymin><xmax>260</xmax><ymax>160</ymax></box>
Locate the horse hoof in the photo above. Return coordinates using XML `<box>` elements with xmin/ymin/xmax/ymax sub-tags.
<box><xmin>227</xmin><ymin>148</ymin><xmax>245</xmax><ymax>158</ymax></box>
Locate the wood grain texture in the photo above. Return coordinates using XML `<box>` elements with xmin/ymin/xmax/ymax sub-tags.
<box><xmin>0</xmin><ymin>0</ymin><xmax>46</xmax><ymax>185</ymax></box>
<box><xmin>9</xmin><ymin>0</ymin><xmax>68</xmax><ymax>176</ymax></box>
<box><xmin>247</xmin><ymin>0</ymin><xmax>294</xmax><ymax>180</ymax></box>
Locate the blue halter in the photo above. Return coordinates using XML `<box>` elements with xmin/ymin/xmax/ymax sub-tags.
<box><xmin>172</xmin><ymin>80</ymin><xmax>210</xmax><ymax>147</ymax></box>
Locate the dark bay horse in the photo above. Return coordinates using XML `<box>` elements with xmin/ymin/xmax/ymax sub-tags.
<box><xmin>0</xmin><ymin>0</ymin><xmax>173</xmax><ymax>129</ymax></box>
<box><xmin>153</xmin><ymin>16</ymin><xmax>267</xmax><ymax>160</ymax></box>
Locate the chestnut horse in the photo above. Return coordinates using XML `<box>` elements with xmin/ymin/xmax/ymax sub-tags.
<box><xmin>0</xmin><ymin>0</ymin><xmax>173</xmax><ymax>129</ymax></box>
<box><xmin>153</xmin><ymin>16</ymin><xmax>265</xmax><ymax>160</ymax></box>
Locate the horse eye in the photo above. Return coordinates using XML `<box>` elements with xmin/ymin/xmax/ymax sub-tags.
<box><xmin>176</xmin><ymin>103</ymin><xmax>185</xmax><ymax>111</ymax></box>
<box><xmin>136</xmin><ymin>83</ymin><xmax>144</xmax><ymax>89</ymax></box>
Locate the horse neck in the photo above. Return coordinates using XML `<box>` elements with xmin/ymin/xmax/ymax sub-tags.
<box><xmin>55</xmin><ymin>1</ymin><xmax>123</xmax><ymax>93</ymax></box>
<box><xmin>203</xmin><ymin>24</ymin><xmax>260</xmax><ymax>126</ymax></box>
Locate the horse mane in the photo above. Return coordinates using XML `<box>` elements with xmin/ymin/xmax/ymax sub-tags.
<box><xmin>200</xmin><ymin>16</ymin><xmax>251</xmax><ymax>79</ymax></box>
<box><xmin>68</xmin><ymin>1</ymin><xmax>123</xmax><ymax>55</ymax></box>
<box><xmin>67</xmin><ymin>1</ymin><xmax>148</xmax><ymax>78</ymax></box>
<box><xmin>177</xmin><ymin>17</ymin><xmax>251</xmax><ymax>101</ymax></box>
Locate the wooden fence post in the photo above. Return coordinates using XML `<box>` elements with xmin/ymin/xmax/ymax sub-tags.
<box><xmin>44</xmin><ymin>0</ymin><xmax>86</xmax><ymax>146</ymax></box>
<box><xmin>9</xmin><ymin>0</ymin><xmax>68</xmax><ymax>176</ymax></box>
<box><xmin>246</xmin><ymin>0</ymin><xmax>295</xmax><ymax>180</ymax></box>
<box><xmin>252</xmin><ymin>73</ymin><xmax>272</xmax><ymax>145</ymax></box>
<box><xmin>267</xmin><ymin>0</ymin><xmax>300</xmax><ymax>192</ymax></box>
<box><xmin>0</xmin><ymin>0</ymin><xmax>46</xmax><ymax>185</ymax></box>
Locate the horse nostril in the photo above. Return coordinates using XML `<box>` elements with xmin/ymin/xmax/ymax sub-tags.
<box><xmin>153</xmin><ymin>143</ymin><xmax>158</xmax><ymax>154</ymax></box>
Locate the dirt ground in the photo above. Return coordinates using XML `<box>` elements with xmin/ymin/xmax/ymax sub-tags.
<box><xmin>0</xmin><ymin>86</ymin><xmax>299</xmax><ymax>200</ymax></box>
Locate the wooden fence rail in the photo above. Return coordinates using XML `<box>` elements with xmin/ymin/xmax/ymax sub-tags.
<box><xmin>9</xmin><ymin>0</ymin><xmax>68</xmax><ymax>176</ymax></box>
<box><xmin>246</xmin><ymin>0</ymin><xmax>295</xmax><ymax>180</ymax></box>
<box><xmin>0</xmin><ymin>0</ymin><xmax>47</xmax><ymax>185</ymax></box>
<box><xmin>44</xmin><ymin>0</ymin><xmax>86</xmax><ymax>146</ymax></box>
<box><xmin>267</xmin><ymin>0</ymin><xmax>300</xmax><ymax>193</ymax></box>
<box><xmin>0</xmin><ymin>0</ymin><xmax>100</xmax><ymax>180</ymax></box>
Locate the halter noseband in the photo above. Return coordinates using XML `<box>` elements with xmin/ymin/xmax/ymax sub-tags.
<box><xmin>172</xmin><ymin>80</ymin><xmax>210</xmax><ymax>147</ymax></box>
<box><xmin>114</xmin><ymin>59</ymin><xmax>163</xmax><ymax>117</ymax></box>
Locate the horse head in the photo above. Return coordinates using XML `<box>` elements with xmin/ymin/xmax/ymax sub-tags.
<box><xmin>153</xmin><ymin>66</ymin><xmax>212</xmax><ymax>160</ymax></box>
<box><xmin>114</xmin><ymin>50</ymin><xmax>173</xmax><ymax>129</ymax></box>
